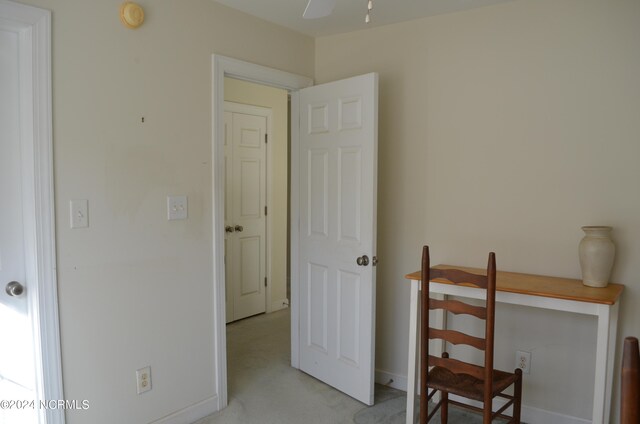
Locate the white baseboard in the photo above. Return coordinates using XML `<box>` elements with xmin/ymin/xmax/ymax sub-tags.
<box><xmin>375</xmin><ymin>369</ymin><xmax>408</xmax><ymax>392</ymax></box>
<box><xmin>449</xmin><ymin>394</ymin><xmax>590</xmax><ymax>424</ymax></box>
<box><xmin>150</xmin><ymin>395</ymin><xmax>219</xmax><ymax>424</ymax></box>
<box><xmin>375</xmin><ymin>369</ymin><xmax>589</xmax><ymax>424</ymax></box>
<box><xmin>271</xmin><ymin>298</ymin><xmax>289</xmax><ymax>312</ymax></box>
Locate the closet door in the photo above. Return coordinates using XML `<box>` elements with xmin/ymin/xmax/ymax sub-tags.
<box><xmin>224</xmin><ymin>102</ymin><xmax>269</xmax><ymax>322</ymax></box>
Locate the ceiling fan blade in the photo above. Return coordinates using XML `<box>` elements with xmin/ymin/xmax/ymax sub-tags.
<box><xmin>303</xmin><ymin>0</ymin><xmax>337</xmax><ymax>19</ymax></box>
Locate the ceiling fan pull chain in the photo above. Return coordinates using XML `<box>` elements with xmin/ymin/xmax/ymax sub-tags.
<box><xmin>365</xmin><ymin>0</ymin><xmax>373</xmax><ymax>23</ymax></box>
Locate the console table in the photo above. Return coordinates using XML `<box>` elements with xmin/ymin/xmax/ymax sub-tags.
<box><xmin>404</xmin><ymin>265</ymin><xmax>623</xmax><ymax>424</ymax></box>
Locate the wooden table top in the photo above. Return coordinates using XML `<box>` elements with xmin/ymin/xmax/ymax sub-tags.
<box><xmin>405</xmin><ymin>265</ymin><xmax>624</xmax><ymax>305</ymax></box>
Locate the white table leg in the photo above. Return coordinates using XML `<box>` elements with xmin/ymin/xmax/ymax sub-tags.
<box><xmin>604</xmin><ymin>302</ymin><xmax>619</xmax><ymax>422</ymax></box>
<box><xmin>593</xmin><ymin>304</ymin><xmax>613</xmax><ymax>424</ymax></box>
<box><xmin>406</xmin><ymin>279</ymin><xmax>420</xmax><ymax>424</ymax></box>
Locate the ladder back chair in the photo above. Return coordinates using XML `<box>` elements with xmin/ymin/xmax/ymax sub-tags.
<box><xmin>420</xmin><ymin>245</ymin><xmax>523</xmax><ymax>423</ymax></box>
<box><xmin>621</xmin><ymin>336</ymin><xmax>639</xmax><ymax>424</ymax></box>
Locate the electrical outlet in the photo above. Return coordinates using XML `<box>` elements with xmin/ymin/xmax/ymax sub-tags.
<box><xmin>136</xmin><ymin>366</ymin><xmax>152</xmax><ymax>394</ymax></box>
<box><xmin>515</xmin><ymin>350</ymin><xmax>531</xmax><ymax>374</ymax></box>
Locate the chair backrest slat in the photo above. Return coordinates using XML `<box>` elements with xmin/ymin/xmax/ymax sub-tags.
<box><xmin>429</xmin><ymin>328</ymin><xmax>486</xmax><ymax>351</ymax></box>
<box><xmin>420</xmin><ymin>246</ymin><xmax>508</xmax><ymax>424</ymax></box>
<box><xmin>429</xmin><ymin>298</ymin><xmax>487</xmax><ymax>319</ymax></box>
<box><xmin>420</xmin><ymin>245</ymin><xmax>497</xmax><ymax>412</ymax></box>
<box><xmin>428</xmin><ymin>355</ymin><xmax>485</xmax><ymax>381</ymax></box>
<box><xmin>430</xmin><ymin>268</ymin><xmax>488</xmax><ymax>289</ymax></box>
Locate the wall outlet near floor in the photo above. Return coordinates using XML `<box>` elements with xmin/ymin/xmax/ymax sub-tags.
<box><xmin>136</xmin><ymin>366</ymin><xmax>152</xmax><ymax>394</ymax></box>
<box><xmin>515</xmin><ymin>350</ymin><xmax>531</xmax><ymax>374</ymax></box>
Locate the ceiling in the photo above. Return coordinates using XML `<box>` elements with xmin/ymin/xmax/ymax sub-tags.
<box><xmin>213</xmin><ymin>0</ymin><xmax>516</xmax><ymax>37</ymax></box>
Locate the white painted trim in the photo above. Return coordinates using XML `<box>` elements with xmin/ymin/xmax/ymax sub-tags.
<box><xmin>0</xmin><ymin>2</ymin><xmax>63</xmax><ymax>424</ymax></box>
<box><xmin>211</xmin><ymin>55</ymin><xmax>313</xmax><ymax>412</ymax></box>
<box><xmin>449</xmin><ymin>394</ymin><xmax>591</xmax><ymax>424</ymax></box>
<box><xmin>375</xmin><ymin>369</ymin><xmax>407</xmax><ymax>392</ymax></box>
<box><xmin>271</xmin><ymin>298</ymin><xmax>289</xmax><ymax>312</ymax></box>
<box><xmin>215</xmin><ymin>56</ymin><xmax>313</xmax><ymax>92</ymax></box>
<box><xmin>289</xmin><ymin>91</ymin><xmax>301</xmax><ymax>369</ymax></box>
<box><xmin>265</xmin><ymin>108</ymin><xmax>274</xmax><ymax>314</ymax></box>
<box><xmin>150</xmin><ymin>395</ymin><xmax>220</xmax><ymax>424</ymax></box>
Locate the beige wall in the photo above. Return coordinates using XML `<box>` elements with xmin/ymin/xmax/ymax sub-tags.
<box><xmin>316</xmin><ymin>0</ymin><xmax>640</xmax><ymax>420</ymax></box>
<box><xmin>14</xmin><ymin>0</ymin><xmax>313</xmax><ymax>423</ymax></box>
<box><xmin>224</xmin><ymin>77</ymin><xmax>289</xmax><ymax>311</ymax></box>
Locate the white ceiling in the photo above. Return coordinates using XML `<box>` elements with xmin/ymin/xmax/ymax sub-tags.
<box><xmin>213</xmin><ymin>0</ymin><xmax>516</xmax><ymax>37</ymax></box>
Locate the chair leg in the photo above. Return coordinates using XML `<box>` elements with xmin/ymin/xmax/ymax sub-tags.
<box><xmin>483</xmin><ymin>399</ymin><xmax>492</xmax><ymax>424</ymax></box>
<box><xmin>440</xmin><ymin>391</ymin><xmax>448</xmax><ymax>424</ymax></box>
<box><xmin>512</xmin><ymin>369</ymin><xmax>523</xmax><ymax>424</ymax></box>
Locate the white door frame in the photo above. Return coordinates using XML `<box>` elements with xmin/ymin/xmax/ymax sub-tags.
<box><xmin>211</xmin><ymin>55</ymin><xmax>312</xmax><ymax>408</ymax></box>
<box><xmin>0</xmin><ymin>1</ymin><xmax>64</xmax><ymax>423</ymax></box>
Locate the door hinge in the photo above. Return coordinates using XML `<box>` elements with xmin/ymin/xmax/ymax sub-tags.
<box><xmin>264</xmin><ymin>205</ymin><xmax>268</xmax><ymax>216</ymax></box>
<box><xmin>264</xmin><ymin>277</ymin><xmax>267</xmax><ymax>287</ymax></box>
<box><xmin>265</xmin><ymin>134</ymin><xmax>268</xmax><ymax>144</ymax></box>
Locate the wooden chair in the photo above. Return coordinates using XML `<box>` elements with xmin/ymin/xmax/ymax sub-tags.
<box><xmin>621</xmin><ymin>336</ymin><xmax>639</xmax><ymax>423</ymax></box>
<box><xmin>420</xmin><ymin>245</ymin><xmax>522</xmax><ymax>423</ymax></box>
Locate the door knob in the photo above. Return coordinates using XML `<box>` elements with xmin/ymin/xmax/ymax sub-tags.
<box><xmin>5</xmin><ymin>281</ymin><xmax>24</xmax><ymax>297</ymax></box>
<box><xmin>225</xmin><ymin>225</ymin><xmax>234</xmax><ymax>233</ymax></box>
<box><xmin>356</xmin><ymin>255</ymin><xmax>370</xmax><ymax>266</ymax></box>
<box><xmin>234</xmin><ymin>225</ymin><xmax>244</xmax><ymax>232</ymax></box>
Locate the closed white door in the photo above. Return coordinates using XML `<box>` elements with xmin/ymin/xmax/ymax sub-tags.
<box><xmin>298</xmin><ymin>73</ymin><xmax>378</xmax><ymax>405</ymax></box>
<box><xmin>224</xmin><ymin>102</ymin><xmax>269</xmax><ymax>322</ymax></box>
<box><xmin>0</xmin><ymin>27</ymin><xmax>38</xmax><ymax>424</ymax></box>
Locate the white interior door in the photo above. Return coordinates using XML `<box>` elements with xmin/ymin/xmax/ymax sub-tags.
<box><xmin>0</xmin><ymin>27</ymin><xmax>38</xmax><ymax>424</ymax></box>
<box><xmin>298</xmin><ymin>73</ymin><xmax>378</xmax><ymax>405</ymax></box>
<box><xmin>224</xmin><ymin>102</ymin><xmax>269</xmax><ymax>322</ymax></box>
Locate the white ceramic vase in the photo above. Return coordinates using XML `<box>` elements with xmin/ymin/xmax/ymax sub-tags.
<box><xmin>579</xmin><ymin>226</ymin><xmax>615</xmax><ymax>288</ymax></box>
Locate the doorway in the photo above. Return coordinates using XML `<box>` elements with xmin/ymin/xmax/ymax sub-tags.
<box><xmin>211</xmin><ymin>55</ymin><xmax>313</xmax><ymax>408</ymax></box>
<box><xmin>212</xmin><ymin>56</ymin><xmax>379</xmax><ymax>410</ymax></box>
<box><xmin>0</xmin><ymin>2</ymin><xmax>63</xmax><ymax>424</ymax></box>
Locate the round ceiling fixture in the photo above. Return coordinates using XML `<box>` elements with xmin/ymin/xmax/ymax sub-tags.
<box><xmin>120</xmin><ymin>2</ymin><xmax>145</xmax><ymax>29</ymax></box>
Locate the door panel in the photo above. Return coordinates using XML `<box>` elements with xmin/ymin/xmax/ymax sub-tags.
<box><xmin>225</xmin><ymin>103</ymin><xmax>269</xmax><ymax>322</ymax></box>
<box><xmin>308</xmin><ymin>150</ymin><xmax>329</xmax><ymax>237</ymax></box>
<box><xmin>337</xmin><ymin>269</ymin><xmax>360</xmax><ymax>366</ymax></box>
<box><xmin>0</xmin><ymin>27</ymin><xmax>38</xmax><ymax>424</ymax></box>
<box><xmin>298</xmin><ymin>73</ymin><xmax>378</xmax><ymax>405</ymax></box>
<box><xmin>338</xmin><ymin>147</ymin><xmax>362</xmax><ymax>243</ymax></box>
<box><xmin>308</xmin><ymin>263</ymin><xmax>328</xmax><ymax>352</ymax></box>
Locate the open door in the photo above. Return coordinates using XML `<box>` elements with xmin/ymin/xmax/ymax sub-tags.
<box><xmin>298</xmin><ymin>73</ymin><xmax>378</xmax><ymax>405</ymax></box>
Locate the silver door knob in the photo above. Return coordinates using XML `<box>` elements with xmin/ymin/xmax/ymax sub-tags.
<box><xmin>5</xmin><ymin>281</ymin><xmax>24</xmax><ymax>297</ymax></box>
<box><xmin>356</xmin><ymin>255</ymin><xmax>370</xmax><ymax>266</ymax></box>
<box><xmin>234</xmin><ymin>225</ymin><xmax>243</xmax><ymax>232</ymax></box>
<box><xmin>225</xmin><ymin>225</ymin><xmax>234</xmax><ymax>233</ymax></box>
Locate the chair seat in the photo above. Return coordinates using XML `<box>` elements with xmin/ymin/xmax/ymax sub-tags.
<box><xmin>427</xmin><ymin>366</ymin><xmax>520</xmax><ymax>402</ymax></box>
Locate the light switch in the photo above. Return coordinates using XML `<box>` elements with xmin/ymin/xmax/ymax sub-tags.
<box><xmin>70</xmin><ymin>199</ymin><xmax>89</xmax><ymax>229</ymax></box>
<box><xmin>167</xmin><ymin>195</ymin><xmax>188</xmax><ymax>220</ymax></box>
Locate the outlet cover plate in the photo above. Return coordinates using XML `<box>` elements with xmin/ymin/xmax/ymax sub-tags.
<box><xmin>136</xmin><ymin>366</ymin><xmax>152</xmax><ymax>394</ymax></box>
<box><xmin>515</xmin><ymin>350</ymin><xmax>531</xmax><ymax>374</ymax></box>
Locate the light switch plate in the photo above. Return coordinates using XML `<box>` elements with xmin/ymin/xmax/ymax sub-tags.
<box><xmin>70</xmin><ymin>199</ymin><xmax>89</xmax><ymax>229</ymax></box>
<box><xmin>167</xmin><ymin>195</ymin><xmax>188</xmax><ymax>220</ymax></box>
